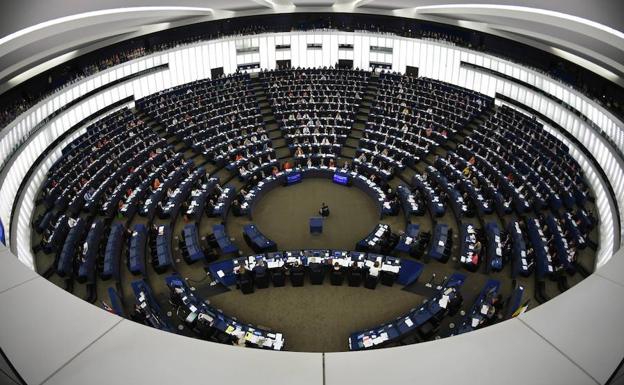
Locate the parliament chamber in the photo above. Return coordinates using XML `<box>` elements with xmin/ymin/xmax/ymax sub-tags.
<box><xmin>0</xmin><ymin>3</ymin><xmax>623</xmax><ymax>385</ymax></box>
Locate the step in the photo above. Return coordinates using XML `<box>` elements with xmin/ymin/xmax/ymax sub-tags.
<box><xmin>276</xmin><ymin>147</ymin><xmax>291</xmax><ymax>159</ymax></box>
<box><xmin>442</xmin><ymin>142</ymin><xmax>457</xmax><ymax>152</ymax></box>
<box><xmin>272</xmin><ymin>138</ymin><xmax>287</xmax><ymax>148</ymax></box>
<box><xmin>222</xmin><ymin>174</ymin><xmax>239</xmax><ymax>187</ymax></box>
<box><xmin>349</xmin><ymin>130</ymin><xmax>363</xmax><ymax>139</ymax></box>
<box><xmin>268</xmin><ymin>130</ymin><xmax>283</xmax><ymax>139</ymax></box>
<box><xmin>398</xmin><ymin>168</ymin><xmax>416</xmax><ymax>185</ymax></box>
<box><xmin>212</xmin><ymin>168</ymin><xmax>233</xmax><ymax>184</ymax></box>
<box><xmin>192</xmin><ymin>155</ymin><xmax>211</xmax><ymax>168</ymax></box>
<box><xmin>450</xmin><ymin>134</ymin><xmax>464</xmax><ymax>144</ymax></box>
<box><xmin>424</xmin><ymin>153</ymin><xmax>437</xmax><ymax>165</ymax></box>
<box><xmin>345</xmin><ymin>138</ymin><xmax>360</xmax><ymax>147</ymax></box>
<box><xmin>340</xmin><ymin>147</ymin><xmax>357</xmax><ymax>158</ymax></box>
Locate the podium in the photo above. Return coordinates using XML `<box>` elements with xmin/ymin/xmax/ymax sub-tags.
<box><xmin>309</xmin><ymin>217</ymin><xmax>323</xmax><ymax>234</ymax></box>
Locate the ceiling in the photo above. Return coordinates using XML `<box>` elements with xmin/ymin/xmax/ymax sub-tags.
<box><xmin>0</xmin><ymin>0</ymin><xmax>623</xmax><ymax>90</ymax></box>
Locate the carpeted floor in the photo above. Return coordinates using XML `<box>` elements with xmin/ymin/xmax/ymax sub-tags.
<box><xmin>208</xmin><ymin>279</ymin><xmax>425</xmax><ymax>352</ymax></box>
<box><xmin>228</xmin><ymin>178</ymin><xmax>402</xmax><ymax>253</ymax></box>
<box><xmin>204</xmin><ymin>178</ymin><xmax>423</xmax><ymax>352</ymax></box>
<box><xmin>31</xmin><ymin>165</ymin><xmax>598</xmax><ymax>353</ymax></box>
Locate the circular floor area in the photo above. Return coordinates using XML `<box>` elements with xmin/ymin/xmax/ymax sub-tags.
<box><xmin>208</xmin><ymin>282</ymin><xmax>424</xmax><ymax>352</ymax></box>
<box><xmin>249</xmin><ymin>178</ymin><xmax>380</xmax><ymax>251</ymax></box>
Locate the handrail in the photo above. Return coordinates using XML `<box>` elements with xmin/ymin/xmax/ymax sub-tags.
<box><xmin>0</xmin><ymin>64</ymin><xmax>168</xmax><ymax>178</ymax></box>
<box><xmin>8</xmin><ymin>97</ymin><xmax>134</xmax><ymax>252</ymax></box>
<box><xmin>461</xmin><ymin>61</ymin><xmax>624</xmax><ymax>161</ymax></box>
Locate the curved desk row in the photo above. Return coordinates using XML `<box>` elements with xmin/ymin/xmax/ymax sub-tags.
<box><xmin>210</xmin><ymin>185</ymin><xmax>235</xmax><ymax>220</ymax></box>
<box><xmin>166</xmin><ymin>275</ymin><xmax>285</xmax><ymax>350</ymax></box>
<box><xmin>453</xmin><ymin>279</ymin><xmax>502</xmax><ymax>335</ymax></box>
<box><xmin>152</xmin><ymin>224</ymin><xmax>173</xmax><ymax>273</ymax></box>
<box><xmin>356</xmin><ymin>223</ymin><xmax>392</xmax><ymax>253</ymax></box>
<box><xmin>412</xmin><ymin>173</ymin><xmax>445</xmax><ymax>217</ymax></box>
<box><xmin>349</xmin><ymin>272</ymin><xmax>466</xmax><ymax>350</ymax></box>
<box><xmin>428</xmin><ymin>223</ymin><xmax>451</xmax><ymax>262</ymax></box>
<box><xmin>160</xmin><ymin>168</ymin><xmax>206</xmax><ymax>219</ymax></box>
<box><xmin>243</xmin><ymin>224</ymin><xmax>277</xmax><ymax>253</ymax></box>
<box><xmin>185</xmin><ymin>177</ymin><xmax>219</xmax><ymax>221</ymax></box>
<box><xmin>238</xmin><ymin>166</ymin><xmax>394</xmax><ymax>219</ymax></box>
<box><xmin>209</xmin><ymin>250</ymin><xmax>424</xmax><ymax>290</ymax></box>
<box><xmin>103</xmin><ymin>223</ymin><xmax>125</xmax><ymax>281</ymax></box>
<box><xmin>76</xmin><ymin>219</ymin><xmax>106</xmax><ymax>283</ymax></box>
<box><xmin>211</xmin><ymin>224</ymin><xmax>239</xmax><ymax>255</ymax></box>
<box><xmin>131</xmin><ymin>279</ymin><xmax>173</xmax><ymax>332</ymax></box>
<box><xmin>56</xmin><ymin>218</ymin><xmax>88</xmax><ymax>278</ymax></box>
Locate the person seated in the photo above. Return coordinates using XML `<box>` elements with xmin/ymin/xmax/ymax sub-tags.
<box><xmin>270</xmin><ymin>263</ymin><xmax>287</xmax><ymax>287</ymax></box>
<box><xmin>231</xmin><ymin>200</ymin><xmax>242</xmax><ymax>216</ymax></box>
<box><xmin>169</xmin><ymin>286</ymin><xmax>185</xmax><ymax>308</ymax></box>
<box><xmin>319</xmin><ymin>202</ymin><xmax>330</xmax><ymax>217</ymax></box>
<box><xmin>236</xmin><ymin>265</ymin><xmax>254</xmax><ymax>294</ymax></box>
<box><xmin>253</xmin><ymin>260</ymin><xmax>270</xmax><ymax>289</ymax></box>
<box><xmin>330</xmin><ymin>262</ymin><xmax>344</xmax><ymax>286</ymax></box>
<box><xmin>290</xmin><ymin>261</ymin><xmax>305</xmax><ymax>287</ymax></box>
<box><xmin>365</xmin><ymin>261</ymin><xmax>381</xmax><ymax>290</ymax></box>
<box><xmin>130</xmin><ymin>304</ymin><xmax>147</xmax><ymax>325</ymax></box>
<box><xmin>347</xmin><ymin>261</ymin><xmax>363</xmax><ymax>287</ymax></box>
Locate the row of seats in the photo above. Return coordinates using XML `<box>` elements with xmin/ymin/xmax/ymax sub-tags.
<box><xmin>261</xmin><ymin>68</ymin><xmax>369</xmax><ymax>159</ymax></box>
<box><xmin>356</xmin><ymin>74</ymin><xmax>492</xmax><ymax>175</ymax></box>
<box><xmin>229</xmin><ymin>251</ymin><xmax>402</xmax><ymax>294</ymax></box>
<box><xmin>137</xmin><ymin>73</ymin><xmax>267</xmax><ymax>174</ymax></box>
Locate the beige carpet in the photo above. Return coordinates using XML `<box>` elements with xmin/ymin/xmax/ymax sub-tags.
<box><xmin>208</xmin><ymin>281</ymin><xmax>425</xmax><ymax>352</ymax></box>
<box><xmin>229</xmin><ymin>178</ymin><xmax>388</xmax><ymax>253</ymax></box>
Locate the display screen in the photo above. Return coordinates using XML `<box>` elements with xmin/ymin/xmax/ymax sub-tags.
<box><xmin>286</xmin><ymin>172</ymin><xmax>302</xmax><ymax>185</ymax></box>
<box><xmin>333</xmin><ymin>173</ymin><xmax>349</xmax><ymax>185</ymax></box>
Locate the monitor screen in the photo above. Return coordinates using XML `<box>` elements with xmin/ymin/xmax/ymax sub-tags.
<box><xmin>333</xmin><ymin>173</ymin><xmax>349</xmax><ymax>185</ymax></box>
<box><xmin>286</xmin><ymin>172</ymin><xmax>302</xmax><ymax>185</ymax></box>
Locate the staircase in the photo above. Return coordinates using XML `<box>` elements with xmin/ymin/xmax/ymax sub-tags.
<box><xmin>340</xmin><ymin>74</ymin><xmax>380</xmax><ymax>160</ymax></box>
<box><xmin>134</xmin><ymin>108</ymin><xmax>211</xmax><ymax>169</ymax></box>
<box><xmin>445</xmin><ymin>103</ymin><xmax>497</xmax><ymax>150</ymax></box>
<box><xmin>249</xmin><ymin>75</ymin><xmax>291</xmax><ymax>161</ymax></box>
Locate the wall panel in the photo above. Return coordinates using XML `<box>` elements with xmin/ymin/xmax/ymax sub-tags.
<box><xmin>2</xmin><ymin>30</ymin><xmax>622</xmax><ymax>270</ymax></box>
